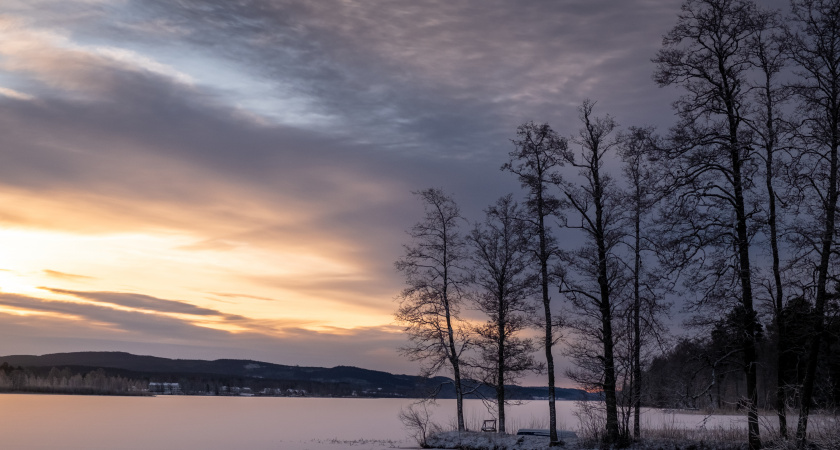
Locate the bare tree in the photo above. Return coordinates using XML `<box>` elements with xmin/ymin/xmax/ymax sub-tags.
<box><xmin>395</xmin><ymin>188</ymin><xmax>470</xmax><ymax>431</ymax></box>
<box><xmin>745</xmin><ymin>8</ymin><xmax>794</xmax><ymax>438</ymax></box>
<box><xmin>784</xmin><ymin>0</ymin><xmax>840</xmax><ymax>444</ymax></box>
<box><xmin>618</xmin><ymin>126</ymin><xmax>669</xmax><ymax>439</ymax></box>
<box><xmin>468</xmin><ymin>194</ymin><xmax>542</xmax><ymax>434</ymax></box>
<box><xmin>557</xmin><ymin>100</ymin><xmax>625</xmax><ymax>444</ymax></box>
<box><xmin>399</xmin><ymin>401</ymin><xmax>442</xmax><ymax>448</ymax></box>
<box><xmin>653</xmin><ymin>1</ymin><xmax>766</xmax><ymax>447</ymax></box>
<box><xmin>502</xmin><ymin>122</ymin><xmax>567</xmax><ymax>444</ymax></box>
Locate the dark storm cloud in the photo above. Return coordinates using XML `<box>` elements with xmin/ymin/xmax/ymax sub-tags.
<box><xmin>26</xmin><ymin>0</ymin><xmax>685</xmax><ymax>156</ymax></box>
<box><xmin>161</xmin><ymin>0</ymin><xmax>680</xmax><ymax>142</ymax></box>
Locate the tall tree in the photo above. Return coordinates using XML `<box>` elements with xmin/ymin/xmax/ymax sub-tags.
<box><xmin>502</xmin><ymin>122</ymin><xmax>566</xmax><ymax>444</ymax></box>
<box><xmin>653</xmin><ymin>1</ymin><xmax>765</xmax><ymax>447</ymax></box>
<box><xmin>618</xmin><ymin>126</ymin><xmax>666</xmax><ymax>440</ymax></box>
<box><xmin>785</xmin><ymin>0</ymin><xmax>840</xmax><ymax>444</ymax></box>
<box><xmin>745</xmin><ymin>8</ymin><xmax>793</xmax><ymax>438</ymax></box>
<box><xmin>468</xmin><ymin>195</ymin><xmax>542</xmax><ymax>434</ymax></box>
<box><xmin>557</xmin><ymin>100</ymin><xmax>625</xmax><ymax>443</ymax></box>
<box><xmin>395</xmin><ymin>188</ymin><xmax>470</xmax><ymax>431</ymax></box>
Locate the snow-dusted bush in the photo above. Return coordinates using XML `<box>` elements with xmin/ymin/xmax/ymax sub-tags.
<box><xmin>399</xmin><ymin>402</ymin><xmax>442</xmax><ymax>448</ymax></box>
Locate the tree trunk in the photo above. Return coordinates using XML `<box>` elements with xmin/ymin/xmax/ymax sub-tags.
<box><xmin>537</xmin><ymin>187</ymin><xmax>558</xmax><ymax>443</ymax></box>
<box><xmin>498</xmin><ymin>313</ymin><xmax>506</xmax><ymax>434</ymax></box>
<box><xmin>796</xmin><ymin>113</ymin><xmax>838</xmax><ymax>448</ymax></box>
<box><xmin>632</xmin><ymin>188</ymin><xmax>642</xmax><ymax>440</ymax></box>
<box><xmin>731</xmin><ymin>128</ymin><xmax>761</xmax><ymax>450</ymax></box>
<box><xmin>593</xmin><ymin>149</ymin><xmax>620</xmax><ymax>443</ymax></box>
<box><xmin>539</xmin><ymin>209</ymin><xmax>558</xmax><ymax>443</ymax></box>
<box><xmin>448</xmin><ymin>331</ymin><xmax>466</xmax><ymax>431</ymax></box>
<box><xmin>765</xmin><ymin>100</ymin><xmax>788</xmax><ymax>441</ymax></box>
<box><xmin>444</xmin><ymin>275</ymin><xmax>465</xmax><ymax>432</ymax></box>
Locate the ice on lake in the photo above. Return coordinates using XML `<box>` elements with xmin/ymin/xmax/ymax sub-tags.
<box><xmin>0</xmin><ymin>394</ymin><xmax>751</xmax><ymax>449</ymax></box>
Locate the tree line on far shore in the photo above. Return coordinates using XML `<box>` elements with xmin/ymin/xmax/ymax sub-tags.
<box><xmin>0</xmin><ymin>363</ymin><xmax>424</xmax><ymax>397</ymax></box>
<box><xmin>393</xmin><ymin>1</ymin><xmax>840</xmax><ymax>448</ymax></box>
<box><xmin>0</xmin><ymin>363</ymin><xmax>148</xmax><ymax>395</ymax></box>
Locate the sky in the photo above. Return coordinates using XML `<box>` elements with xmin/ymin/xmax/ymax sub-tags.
<box><xmin>0</xmin><ymin>0</ymin><xmax>722</xmax><ymax>383</ymax></box>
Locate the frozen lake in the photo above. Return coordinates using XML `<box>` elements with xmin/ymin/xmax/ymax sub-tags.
<box><xmin>0</xmin><ymin>394</ymin><xmax>750</xmax><ymax>449</ymax></box>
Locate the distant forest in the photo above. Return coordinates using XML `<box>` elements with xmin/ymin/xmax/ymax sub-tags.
<box><xmin>0</xmin><ymin>359</ymin><xmax>414</xmax><ymax>397</ymax></box>
<box><xmin>0</xmin><ymin>352</ymin><xmax>588</xmax><ymax>400</ymax></box>
<box><xmin>644</xmin><ymin>307</ymin><xmax>840</xmax><ymax>410</ymax></box>
<box><xmin>0</xmin><ymin>363</ymin><xmax>147</xmax><ymax>396</ymax></box>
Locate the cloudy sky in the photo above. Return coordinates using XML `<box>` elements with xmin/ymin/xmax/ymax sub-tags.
<box><xmin>0</xmin><ymin>0</ymin><xmax>712</xmax><ymax>382</ymax></box>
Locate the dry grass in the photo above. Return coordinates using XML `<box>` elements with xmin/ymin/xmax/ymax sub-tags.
<box><xmin>427</xmin><ymin>406</ymin><xmax>839</xmax><ymax>449</ymax></box>
<box><xmin>573</xmin><ymin>402</ymin><xmax>748</xmax><ymax>449</ymax></box>
<box><xmin>759</xmin><ymin>413</ymin><xmax>840</xmax><ymax>450</ymax></box>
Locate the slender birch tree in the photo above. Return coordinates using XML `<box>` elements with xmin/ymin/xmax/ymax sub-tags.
<box><xmin>618</xmin><ymin>126</ymin><xmax>667</xmax><ymax>439</ymax></box>
<box><xmin>468</xmin><ymin>194</ymin><xmax>541</xmax><ymax>434</ymax></box>
<box><xmin>745</xmin><ymin>9</ymin><xmax>793</xmax><ymax>438</ymax></box>
<box><xmin>557</xmin><ymin>100</ymin><xmax>625</xmax><ymax>443</ymax></box>
<box><xmin>653</xmin><ymin>1</ymin><xmax>765</xmax><ymax>447</ymax></box>
<box><xmin>785</xmin><ymin>0</ymin><xmax>840</xmax><ymax>444</ymax></box>
<box><xmin>502</xmin><ymin>122</ymin><xmax>566</xmax><ymax>444</ymax></box>
<box><xmin>395</xmin><ymin>188</ymin><xmax>470</xmax><ymax>431</ymax></box>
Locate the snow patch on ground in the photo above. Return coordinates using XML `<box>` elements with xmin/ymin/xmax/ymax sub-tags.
<box><xmin>424</xmin><ymin>431</ymin><xmax>753</xmax><ymax>450</ymax></box>
<box><xmin>426</xmin><ymin>431</ymin><xmax>557</xmax><ymax>450</ymax></box>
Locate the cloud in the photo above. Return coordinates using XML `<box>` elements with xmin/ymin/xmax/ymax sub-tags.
<box><xmin>42</xmin><ymin>288</ymin><xmax>231</xmax><ymax>317</ymax></box>
<box><xmin>0</xmin><ymin>87</ymin><xmax>33</xmax><ymax>100</ymax></box>
<box><xmin>0</xmin><ymin>0</ymin><xmax>701</xmax><ymax>380</ymax></box>
<box><xmin>0</xmin><ymin>292</ymin><xmax>218</xmax><ymax>339</ymax></box>
<box><xmin>43</xmin><ymin>270</ymin><xmax>95</xmax><ymax>281</ymax></box>
<box><xmin>0</xmin><ymin>292</ymin><xmax>413</xmax><ymax>373</ymax></box>
<box><xmin>121</xmin><ymin>0</ymin><xmax>682</xmax><ymax>148</ymax></box>
<box><xmin>210</xmin><ymin>292</ymin><xmax>277</xmax><ymax>302</ymax></box>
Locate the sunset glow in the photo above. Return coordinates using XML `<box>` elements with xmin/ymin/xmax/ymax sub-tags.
<box><xmin>0</xmin><ymin>0</ymin><xmax>685</xmax><ymax>378</ymax></box>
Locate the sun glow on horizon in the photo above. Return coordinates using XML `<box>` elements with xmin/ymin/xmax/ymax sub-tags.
<box><xmin>0</xmin><ymin>225</ymin><xmax>394</xmax><ymax>335</ymax></box>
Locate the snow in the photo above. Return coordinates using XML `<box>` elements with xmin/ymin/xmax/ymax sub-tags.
<box><xmin>426</xmin><ymin>431</ymin><xmax>565</xmax><ymax>450</ymax></box>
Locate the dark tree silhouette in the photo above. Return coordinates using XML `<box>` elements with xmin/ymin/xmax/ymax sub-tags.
<box><xmin>557</xmin><ymin>100</ymin><xmax>625</xmax><ymax>444</ymax></box>
<box><xmin>468</xmin><ymin>194</ymin><xmax>542</xmax><ymax>434</ymax></box>
<box><xmin>744</xmin><ymin>7</ymin><xmax>793</xmax><ymax>438</ymax></box>
<box><xmin>653</xmin><ymin>1</ymin><xmax>767</xmax><ymax>447</ymax></box>
<box><xmin>618</xmin><ymin>126</ymin><xmax>668</xmax><ymax>439</ymax></box>
<box><xmin>784</xmin><ymin>0</ymin><xmax>840</xmax><ymax>444</ymax></box>
<box><xmin>395</xmin><ymin>188</ymin><xmax>470</xmax><ymax>431</ymax></box>
<box><xmin>502</xmin><ymin>122</ymin><xmax>567</xmax><ymax>444</ymax></box>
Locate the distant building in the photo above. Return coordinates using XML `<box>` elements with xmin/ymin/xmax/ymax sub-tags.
<box><xmin>148</xmin><ymin>382</ymin><xmax>182</xmax><ymax>395</ymax></box>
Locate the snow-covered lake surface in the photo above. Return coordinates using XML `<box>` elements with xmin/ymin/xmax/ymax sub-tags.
<box><xmin>0</xmin><ymin>394</ymin><xmax>750</xmax><ymax>449</ymax></box>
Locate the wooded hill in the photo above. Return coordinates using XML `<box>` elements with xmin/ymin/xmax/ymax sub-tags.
<box><xmin>0</xmin><ymin>351</ymin><xmax>588</xmax><ymax>399</ymax></box>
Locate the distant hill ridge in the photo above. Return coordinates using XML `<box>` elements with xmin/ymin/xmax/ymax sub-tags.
<box><xmin>0</xmin><ymin>351</ymin><xmax>588</xmax><ymax>399</ymax></box>
<box><xmin>0</xmin><ymin>351</ymin><xmax>419</xmax><ymax>386</ymax></box>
